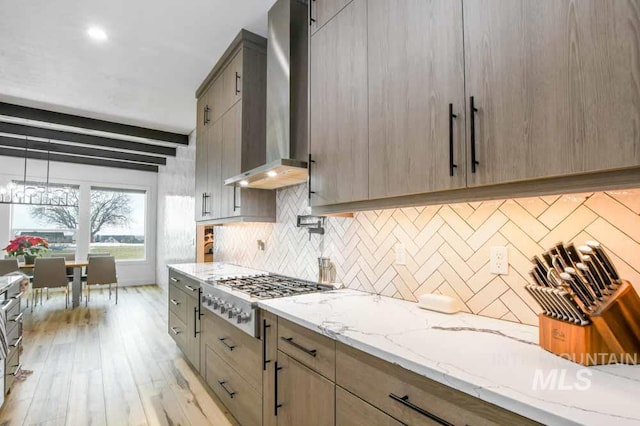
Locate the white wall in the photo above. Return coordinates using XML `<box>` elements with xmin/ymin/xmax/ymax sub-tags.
<box><xmin>155</xmin><ymin>132</ymin><xmax>196</xmax><ymax>290</ymax></box>
<box><xmin>0</xmin><ymin>154</ymin><xmax>158</xmax><ymax>286</ymax></box>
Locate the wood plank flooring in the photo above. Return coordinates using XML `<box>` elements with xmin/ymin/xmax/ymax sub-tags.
<box><xmin>0</xmin><ymin>286</ymin><xmax>238</xmax><ymax>426</ymax></box>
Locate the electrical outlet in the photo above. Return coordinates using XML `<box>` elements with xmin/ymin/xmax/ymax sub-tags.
<box><xmin>257</xmin><ymin>240</ymin><xmax>265</xmax><ymax>251</ymax></box>
<box><xmin>395</xmin><ymin>243</ymin><xmax>406</xmax><ymax>265</ymax></box>
<box><xmin>490</xmin><ymin>246</ymin><xmax>509</xmax><ymax>275</ymax></box>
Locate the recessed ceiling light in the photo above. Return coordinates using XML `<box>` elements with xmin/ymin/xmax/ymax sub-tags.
<box><xmin>87</xmin><ymin>26</ymin><xmax>108</xmax><ymax>41</ymax></box>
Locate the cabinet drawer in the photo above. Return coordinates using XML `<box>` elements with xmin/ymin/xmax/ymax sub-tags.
<box><xmin>169</xmin><ymin>271</ymin><xmax>200</xmax><ymax>298</ymax></box>
<box><xmin>5</xmin><ymin>339</ymin><xmax>21</xmax><ymax>394</ymax></box>
<box><xmin>168</xmin><ymin>283</ymin><xmax>188</xmax><ymax>321</ymax></box>
<box><xmin>336</xmin><ymin>386</ymin><xmax>403</xmax><ymax>426</ymax></box>
<box><xmin>336</xmin><ymin>343</ymin><xmax>539</xmax><ymax>426</ymax></box>
<box><xmin>204</xmin><ymin>346</ymin><xmax>261</xmax><ymax>426</ymax></box>
<box><xmin>202</xmin><ymin>310</ymin><xmax>261</xmax><ymax>392</ymax></box>
<box><xmin>168</xmin><ymin>311</ymin><xmax>189</xmax><ymax>355</ymax></box>
<box><xmin>277</xmin><ymin>318</ymin><xmax>335</xmax><ymax>381</ymax></box>
<box><xmin>3</xmin><ymin>297</ymin><xmax>22</xmax><ymax>337</ymax></box>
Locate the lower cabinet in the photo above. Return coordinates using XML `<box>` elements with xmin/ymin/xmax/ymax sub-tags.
<box><xmin>336</xmin><ymin>386</ymin><xmax>403</xmax><ymax>426</ymax></box>
<box><xmin>275</xmin><ymin>351</ymin><xmax>335</xmax><ymax>426</ymax></box>
<box><xmin>167</xmin><ymin>271</ymin><xmax>201</xmax><ymax>372</ymax></box>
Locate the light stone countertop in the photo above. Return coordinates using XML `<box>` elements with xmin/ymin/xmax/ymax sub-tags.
<box><xmin>257</xmin><ymin>289</ymin><xmax>640</xmax><ymax>426</ymax></box>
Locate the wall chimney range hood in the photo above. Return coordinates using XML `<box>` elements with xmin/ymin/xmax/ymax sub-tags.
<box><xmin>225</xmin><ymin>0</ymin><xmax>308</xmax><ymax>190</ymax></box>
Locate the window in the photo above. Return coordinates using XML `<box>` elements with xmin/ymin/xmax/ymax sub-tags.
<box><xmin>89</xmin><ymin>187</ymin><xmax>146</xmax><ymax>260</ymax></box>
<box><xmin>11</xmin><ymin>184</ymin><xmax>79</xmax><ymax>257</ymax></box>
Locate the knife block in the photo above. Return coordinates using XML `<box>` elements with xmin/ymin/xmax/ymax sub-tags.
<box><xmin>538</xmin><ymin>280</ymin><xmax>640</xmax><ymax>366</ymax></box>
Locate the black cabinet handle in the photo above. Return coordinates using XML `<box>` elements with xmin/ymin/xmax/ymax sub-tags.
<box><xmin>470</xmin><ymin>96</ymin><xmax>479</xmax><ymax>173</ymax></box>
<box><xmin>170</xmin><ymin>277</ymin><xmax>180</xmax><ymax>283</ymax></box>
<box><xmin>204</xmin><ymin>105</ymin><xmax>210</xmax><ymax>125</ymax></box>
<box><xmin>11</xmin><ymin>312</ymin><xmax>23</xmax><ymax>323</ymax></box>
<box><xmin>309</xmin><ymin>0</ymin><xmax>316</xmax><ymax>25</ymax></box>
<box><xmin>170</xmin><ymin>299</ymin><xmax>180</xmax><ymax>306</ymax></box>
<box><xmin>308</xmin><ymin>153</ymin><xmax>316</xmax><ymax>201</ymax></box>
<box><xmin>10</xmin><ymin>363</ymin><xmax>22</xmax><ymax>377</ymax></box>
<box><xmin>389</xmin><ymin>394</ymin><xmax>453</xmax><ymax>426</ymax></box>
<box><xmin>449</xmin><ymin>103</ymin><xmax>458</xmax><ymax>177</ymax></box>
<box><xmin>218</xmin><ymin>381</ymin><xmax>236</xmax><ymax>398</ymax></box>
<box><xmin>235</xmin><ymin>72</ymin><xmax>241</xmax><ymax>95</ymax></box>
<box><xmin>198</xmin><ymin>288</ymin><xmax>203</xmax><ymax>318</ymax></box>
<box><xmin>184</xmin><ymin>285</ymin><xmax>197</xmax><ymax>292</ymax></box>
<box><xmin>11</xmin><ymin>291</ymin><xmax>24</xmax><ymax>300</ymax></box>
<box><xmin>203</xmin><ymin>193</ymin><xmax>210</xmax><ymax>215</ymax></box>
<box><xmin>280</xmin><ymin>336</ymin><xmax>317</xmax><ymax>357</ymax></box>
<box><xmin>218</xmin><ymin>337</ymin><xmax>236</xmax><ymax>351</ymax></box>
<box><xmin>262</xmin><ymin>319</ymin><xmax>271</xmax><ymax>371</ymax></box>
<box><xmin>193</xmin><ymin>307</ymin><xmax>200</xmax><ymax>338</ymax></box>
<box><xmin>233</xmin><ymin>185</ymin><xmax>240</xmax><ymax>212</ymax></box>
<box><xmin>274</xmin><ymin>361</ymin><xmax>283</xmax><ymax>416</ymax></box>
<box><xmin>170</xmin><ymin>326</ymin><xmax>181</xmax><ymax>335</ymax></box>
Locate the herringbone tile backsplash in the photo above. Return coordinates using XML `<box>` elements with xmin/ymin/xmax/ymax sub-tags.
<box><xmin>213</xmin><ymin>185</ymin><xmax>640</xmax><ymax>326</ymax></box>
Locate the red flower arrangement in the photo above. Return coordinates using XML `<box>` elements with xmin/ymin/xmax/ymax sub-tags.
<box><xmin>4</xmin><ymin>235</ymin><xmax>49</xmax><ymax>257</ymax></box>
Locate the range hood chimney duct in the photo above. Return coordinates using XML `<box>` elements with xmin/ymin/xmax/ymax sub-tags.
<box><xmin>225</xmin><ymin>0</ymin><xmax>308</xmax><ymax>190</ymax></box>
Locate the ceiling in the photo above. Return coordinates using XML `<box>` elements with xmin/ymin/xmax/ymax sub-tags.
<box><xmin>0</xmin><ymin>0</ymin><xmax>277</xmax><ymax>135</ymax></box>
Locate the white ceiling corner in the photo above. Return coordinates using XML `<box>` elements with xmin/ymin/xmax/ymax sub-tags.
<box><xmin>0</xmin><ymin>0</ymin><xmax>277</xmax><ymax>134</ymax></box>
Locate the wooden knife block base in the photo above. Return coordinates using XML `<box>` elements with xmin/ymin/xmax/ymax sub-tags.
<box><xmin>538</xmin><ymin>281</ymin><xmax>640</xmax><ymax>366</ymax></box>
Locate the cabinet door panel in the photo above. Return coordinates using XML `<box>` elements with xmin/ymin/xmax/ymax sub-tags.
<box><xmin>262</xmin><ymin>312</ymin><xmax>278</xmax><ymax>426</ymax></box>
<box><xmin>194</xmin><ymin>126</ymin><xmax>208</xmax><ymax>221</ymax></box>
<box><xmin>310</xmin><ymin>0</ymin><xmax>352</xmax><ymax>35</ymax></box>
<box><xmin>310</xmin><ymin>0</ymin><xmax>368</xmax><ymax>206</ymax></box>
<box><xmin>464</xmin><ymin>0</ymin><xmax>640</xmax><ymax>187</ymax></box>
<box><xmin>336</xmin><ymin>387</ymin><xmax>403</xmax><ymax>426</ymax></box>
<box><xmin>186</xmin><ymin>295</ymin><xmax>201</xmax><ymax>372</ymax></box>
<box><xmin>221</xmin><ymin>103</ymin><xmax>243</xmax><ymax>218</ymax></box>
<box><xmin>210</xmin><ymin>76</ymin><xmax>225</xmax><ymax>124</ymax></box>
<box><xmin>223</xmin><ymin>50</ymin><xmax>243</xmax><ymax>112</ymax></box>
<box><xmin>277</xmin><ymin>351</ymin><xmax>335</xmax><ymax>426</ymax></box>
<box><xmin>368</xmin><ymin>0</ymin><xmax>466</xmax><ymax>198</ymax></box>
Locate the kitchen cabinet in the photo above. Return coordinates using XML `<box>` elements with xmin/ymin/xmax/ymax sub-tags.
<box><xmin>309</xmin><ymin>0</ymin><xmax>368</xmax><ymax>207</ymax></box>
<box><xmin>194</xmin><ymin>30</ymin><xmax>276</xmax><ymax>223</ymax></box>
<box><xmin>2</xmin><ymin>279</ymin><xmax>23</xmax><ymax>396</ymax></box>
<box><xmin>309</xmin><ymin>0</ymin><xmax>640</xmax><ymax>214</ymax></box>
<box><xmin>275</xmin><ymin>351</ymin><xmax>335</xmax><ymax>426</ymax></box>
<box><xmin>368</xmin><ymin>0</ymin><xmax>466</xmax><ymax>198</ymax></box>
<box><xmin>464</xmin><ymin>0</ymin><xmax>640</xmax><ymax>187</ymax></box>
<box><xmin>168</xmin><ymin>270</ymin><xmax>201</xmax><ymax>372</ymax></box>
<box><xmin>336</xmin><ymin>386</ymin><xmax>403</xmax><ymax>426</ymax></box>
<box><xmin>262</xmin><ymin>311</ymin><xmax>278</xmax><ymax>426</ymax></box>
<box><xmin>309</xmin><ymin>0</ymin><xmax>352</xmax><ymax>35</ymax></box>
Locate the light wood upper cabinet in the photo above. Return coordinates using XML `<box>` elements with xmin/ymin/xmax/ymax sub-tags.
<box><xmin>309</xmin><ymin>0</ymin><xmax>368</xmax><ymax>206</ymax></box>
<box><xmin>464</xmin><ymin>0</ymin><xmax>640</xmax><ymax>187</ymax></box>
<box><xmin>206</xmin><ymin>120</ymin><xmax>223</xmax><ymax>220</ymax></box>
<box><xmin>194</xmin><ymin>125</ymin><xmax>209</xmax><ymax>222</ymax></box>
<box><xmin>220</xmin><ymin>102</ymin><xmax>242</xmax><ymax>218</ymax></box>
<box><xmin>223</xmin><ymin>51</ymin><xmax>243</xmax><ymax>112</ymax></box>
<box><xmin>210</xmin><ymin>76</ymin><xmax>225</xmax><ymax>124</ymax></box>
<box><xmin>276</xmin><ymin>351</ymin><xmax>335</xmax><ymax>426</ymax></box>
<box><xmin>310</xmin><ymin>0</ymin><xmax>353</xmax><ymax>35</ymax></box>
<box><xmin>368</xmin><ymin>0</ymin><xmax>466</xmax><ymax>199</ymax></box>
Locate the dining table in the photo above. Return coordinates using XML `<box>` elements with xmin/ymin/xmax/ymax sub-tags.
<box><xmin>19</xmin><ymin>260</ymin><xmax>89</xmax><ymax>308</ymax></box>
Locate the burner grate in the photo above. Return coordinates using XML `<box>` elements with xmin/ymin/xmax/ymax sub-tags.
<box><xmin>218</xmin><ymin>274</ymin><xmax>329</xmax><ymax>299</ymax></box>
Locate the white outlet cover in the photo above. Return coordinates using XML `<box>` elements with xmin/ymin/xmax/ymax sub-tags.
<box><xmin>395</xmin><ymin>243</ymin><xmax>407</xmax><ymax>265</ymax></box>
<box><xmin>490</xmin><ymin>246</ymin><xmax>509</xmax><ymax>275</ymax></box>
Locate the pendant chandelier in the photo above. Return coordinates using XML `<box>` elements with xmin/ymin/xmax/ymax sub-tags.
<box><xmin>0</xmin><ymin>136</ymin><xmax>78</xmax><ymax>207</ymax></box>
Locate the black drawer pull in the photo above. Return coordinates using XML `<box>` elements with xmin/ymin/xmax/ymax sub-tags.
<box><xmin>274</xmin><ymin>361</ymin><xmax>283</xmax><ymax>416</ymax></box>
<box><xmin>218</xmin><ymin>381</ymin><xmax>236</xmax><ymax>398</ymax></box>
<box><xmin>10</xmin><ymin>335</ymin><xmax>23</xmax><ymax>348</ymax></box>
<box><xmin>307</xmin><ymin>153</ymin><xmax>316</xmax><ymax>201</ymax></box>
<box><xmin>449</xmin><ymin>103</ymin><xmax>457</xmax><ymax>176</ymax></box>
<box><xmin>235</xmin><ymin>72</ymin><xmax>241</xmax><ymax>95</ymax></box>
<box><xmin>263</xmin><ymin>319</ymin><xmax>271</xmax><ymax>371</ymax></box>
<box><xmin>10</xmin><ymin>312</ymin><xmax>23</xmax><ymax>323</ymax></box>
<box><xmin>170</xmin><ymin>299</ymin><xmax>180</xmax><ymax>306</ymax></box>
<box><xmin>170</xmin><ymin>327</ymin><xmax>181</xmax><ymax>335</ymax></box>
<box><xmin>280</xmin><ymin>337</ymin><xmax>317</xmax><ymax>357</ymax></box>
<box><xmin>470</xmin><ymin>96</ymin><xmax>479</xmax><ymax>173</ymax></box>
<box><xmin>309</xmin><ymin>0</ymin><xmax>316</xmax><ymax>25</ymax></box>
<box><xmin>11</xmin><ymin>291</ymin><xmax>24</xmax><ymax>300</ymax></box>
<box><xmin>10</xmin><ymin>363</ymin><xmax>22</xmax><ymax>377</ymax></box>
<box><xmin>184</xmin><ymin>285</ymin><xmax>197</xmax><ymax>292</ymax></box>
<box><xmin>170</xmin><ymin>277</ymin><xmax>180</xmax><ymax>283</ymax></box>
<box><xmin>389</xmin><ymin>393</ymin><xmax>453</xmax><ymax>426</ymax></box>
<box><xmin>218</xmin><ymin>337</ymin><xmax>236</xmax><ymax>351</ymax></box>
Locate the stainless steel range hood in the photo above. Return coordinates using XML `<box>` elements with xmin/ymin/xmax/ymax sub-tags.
<box><xmin>225</xmin><ymin>0</ymin><xmax>308</xmax><ymax>190</ymax></box>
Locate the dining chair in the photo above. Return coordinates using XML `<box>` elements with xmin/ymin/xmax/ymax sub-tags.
<box><xmin>32</xmin><ymin>257</ymin><xmax>70</xmax><ymax>311</ymax></box>
<box><xmin>0</xmin><ymin>259</ymin><xmax>19</xmax><ymax>276</ymax></box>
<box><xmin>85</xmin><ymin>256</ymin><xmax>118</xmax><ymax>305</ymax></box>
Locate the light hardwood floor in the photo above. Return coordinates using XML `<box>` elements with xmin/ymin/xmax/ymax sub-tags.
<box><xmin>0</xmin><ymin>285</ymin><xmax>237</xmax><ymax>426</ymax></box>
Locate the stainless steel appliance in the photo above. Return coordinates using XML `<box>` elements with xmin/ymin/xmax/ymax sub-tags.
<box><xmin>200</xmin><ymin>273</ymin><xmax>331</xmax><ymax>337</ymax></box>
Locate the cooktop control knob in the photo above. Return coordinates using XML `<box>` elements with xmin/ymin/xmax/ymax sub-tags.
<box><xmin>237</xmin><ymin>312</ymin><xmax>251</xmax><ymax>324</ymax></box>
<box><xmin>220</xmin><ymin>302</ymin><xmax>229</xmax><ymax>314</ymax></box>
<box><xmin>228</xmin><ymin>306</ymin><xmax>238</xmax><ymax>319</ymax></box>
<box><xmin>212</xmin><ymin>297</ymin><xmax>221</xmax><ymax>309</ymax></box>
